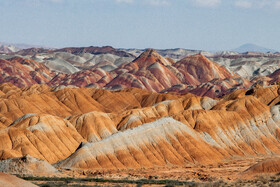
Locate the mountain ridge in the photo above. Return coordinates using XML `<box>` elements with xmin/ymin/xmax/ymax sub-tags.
<box><xmin>233</xmin><ymin>43</ymin><xmax>278</xmax><ymax>53</ymax></box>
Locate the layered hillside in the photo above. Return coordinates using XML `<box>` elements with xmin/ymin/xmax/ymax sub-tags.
<box><xmin>174</xmin><ymin>54</ymin><xmax>233</xmax><ymax>85</ymax></box>
<box><xmin>0</xmin><ymin>47</ymin><xmax>262</xmax><ymax>97</ymax></box>
<box><xmin>0</xmin><ymin>114</ymin><xmax>85</xmax><ymax>163</ymax></box>
<box><xmin>2</xmin><ymin>46</ymin><xmax>280</xmax><ymax>181</ymax></box>
<box><xmin>2</xmin><ymin>46</ymin><xmax>280</xmax><ymax>98</ymax></box>
<box><xmin>0</xmin><ymin>84</ymin><xmax>279</xmax><ymax>173</ymax></box>
<box><xmin>0</xmin><ymin>57</ymin><xmax>53</xmax><ymax>87</ymax></box>
<box><xmin>57</xmin><ymin>86</ymin><xmax>280</xmax><ymax>169</ymax></box>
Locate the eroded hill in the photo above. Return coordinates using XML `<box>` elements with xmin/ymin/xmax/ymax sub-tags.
<box><xmin>0</xmin><ymin>83</ymin><xmax>279</xmax><ymax>175</ymax></box>
<box><xmin>0</xmin><ymin>48</ymin><xmax>258</xmax><ymax>98</ymax></box>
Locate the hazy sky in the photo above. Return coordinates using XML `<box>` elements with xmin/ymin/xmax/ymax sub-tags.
<box><xmin>0</xmin><ymin>0</ymin><xmax>279</xmax><ymax>51</ymax></box>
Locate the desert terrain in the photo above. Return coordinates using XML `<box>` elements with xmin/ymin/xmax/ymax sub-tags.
<box><xmin>0</xmin><ymin>46</ymin><xmax>280</xmax><ymax>186</ymax></box>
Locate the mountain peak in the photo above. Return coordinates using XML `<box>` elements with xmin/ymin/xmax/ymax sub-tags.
<box><xmin>233</xmin><ymin>43</ymin><xmax>277</xmax><ymax>53</ymax></box>
<box><xmin>181</xmin><ymin>54</ymin><xmax>211</xmax><ymax>64</ymax></box>
<box><xmin>140</xmin><ymin>48</ymin><xmax>160</xmax><ymax>57</ymax></box>
<box><xmin>132</xmin><ymin>48</ymin><xmax>171</xmax><ymax>68</ymax></box>
<box><xmin>174</xmin><ymin>54</ymin><xmax>233</xmax><ymax>85</ymax></box>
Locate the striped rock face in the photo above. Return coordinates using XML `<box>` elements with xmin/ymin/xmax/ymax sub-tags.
<box><xmin>3</xmin><ymin>47</ymin><xmax>280</xmax><ymax>98</ymax></box>
<box><xmin>1</xmin><ymin>84</ymin><xmax>280</xmax><ymax>170</ymax></box>
<box><xmin>0</xmin><ymin>48</ymin><xmax>252</xmax><ymax>98</ymax></box>
<box><xmin>3</xmin><ymin>46</ymin><xmax>280</xmax><ymax>175</ymax></box>
<box><xmin>0</xmin><ymin>57</ymin><xmax>53</xmax><ymax>88</ymax></box>
<box><xmin>174</xmin><ymin>54</ymin><xmax>234</xmax><ymax>85</ymax></box>
<box><xmin>56</xmin><ymin>89</ymin><xmax>280</xmax><ymax>169</ymax></box>
<box><xmin>0</xmin><ymin>114</ymin><xmax>85</xmax><ymax>164</ymax></box>
<box><xmin>56</xmin><ymin>117</ymin><xmax>223</xmax><ymax>169</ymax></box>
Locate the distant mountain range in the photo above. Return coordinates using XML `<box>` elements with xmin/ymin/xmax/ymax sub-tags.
<box><xmin>1</xmin><ymin>41</ymin><xmax>278</xmax><ymax>54</ymax></box>
<box><xmin>0</xmin><ymin>42</ymin><xmax>54</xmax><ymax>53</ymax></box>
<box><xmin>233</xmin><ymin>43</ymin><xmax>278</xmax><ymax>53</ymax></box>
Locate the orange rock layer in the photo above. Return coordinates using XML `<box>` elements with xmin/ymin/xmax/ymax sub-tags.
<box><xmin>0</xmin><ymin>83</ymin><xmax>280</xmax><ymax>170</ymax></box>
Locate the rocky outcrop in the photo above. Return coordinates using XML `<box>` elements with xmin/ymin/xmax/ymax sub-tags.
<box><xmin>0</xmin><ymin>155</ymin><xmax>57</xmax><ymax>176</ymax></box>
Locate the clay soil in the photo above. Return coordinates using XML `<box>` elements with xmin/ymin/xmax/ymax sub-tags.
<box><xmin>26</xmin><ymin>155</ymin><xmax>280</xmax><ymax>186</ymax></box>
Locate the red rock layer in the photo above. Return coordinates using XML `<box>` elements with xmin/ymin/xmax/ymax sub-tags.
<box><xmin>174</xmin><ymin>54</ymin><xmax>233</xmax><ymax>85</ymax></box>
<box><xmin>1</xmin><ymin>49</ymin><xmax>252</xmax><ymax>97</ymax></box>
<box><xmin>0</xmin><ymin>57</ymin><xmax>53</xmax><ymax>87</ymax></box>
